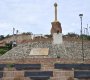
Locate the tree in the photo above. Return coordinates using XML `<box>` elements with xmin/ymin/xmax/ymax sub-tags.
<box><xmin>0</xmin><ymin>35</ymin><xmax>5</xmax><ymax>40</ymax></box>
<box><xmin>5</xmin><ymin>34</ymin><xmax>10</xmax><ymax>38</ymax></box>
<box><xmin>44</xmin><ymin>34</ymin><xmax>52</xmax><ymax>38</ymax></box>
<box><xmin>87</xmin><ymin>35</ymin><xmax>90</xmax><ymax>40</ymax></box>
<box><xmin>5</xmin><ymin>43</ymin><xmax>12</xmax><ymax>50</ymax></box>
<box><xmin>66</xmin><ymin>33</ymin><xmax>79</xmax><ymax>37</ymax></box>
<box><xmin>0</xmin><ymin>49</ymin><xmax>7</xmax><ymax>55</ymax></box>
<box><xmin>22</xmin><ymin>32</ymin><xmax>33</xmax><ymax>35</ymax></box>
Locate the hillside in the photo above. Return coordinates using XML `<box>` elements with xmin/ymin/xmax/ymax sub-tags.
<box><xmin>0</xmin><ymin>40</ymin><xmax>90</xmax><ymax>60</ymax></box>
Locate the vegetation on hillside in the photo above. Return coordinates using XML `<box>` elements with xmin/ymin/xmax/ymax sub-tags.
<box><xmin>0</xmin><ymin>35</ymin><xmax>5</xmax><ymax>40</ymax></box>
<box><xmin>0</xmin><ymin>43</ymin><xmax>12</xmax><ymax>56</ymax></box>
<box><xmin>65</xmin><ymin>33</ymin><xmax>79</xmax><ymax>37</ymax></box>
<box><xmin>64</xmin><ymin>32</ymin><xmax>90</xmax><ymax>40</ymax></box>
<box><xmin>22</xmin><ymin>32</ymin><xmax>33</xmax><ymax>35</ymax></box>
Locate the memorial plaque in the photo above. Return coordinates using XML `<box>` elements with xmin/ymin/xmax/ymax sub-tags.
<box><xmin>29</xmin><ymin>48</ymin><xmax>49</xmax><ymax>55</ymax></box>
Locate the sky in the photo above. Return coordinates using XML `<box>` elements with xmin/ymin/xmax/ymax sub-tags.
<box><xmin>0</xmin><ymin>0</ymin><xmax>90</xmax><ymax>36</ymax></box>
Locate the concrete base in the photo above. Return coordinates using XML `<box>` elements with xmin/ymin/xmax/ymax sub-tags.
<box><xmin>53</xmin><ymin>33</ymin><xmax>63</xmax><ymax>44</ymax></box>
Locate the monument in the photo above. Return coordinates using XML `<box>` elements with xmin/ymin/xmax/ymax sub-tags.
<box><xmin>0</xmin><ymin>2</ymin><xmax>90</xmax><ymax>80</ymax></box>
<box><xmin>51</xmin><ymin>3</ymin><xmax>63</xmax><ymax>44</ymax></box>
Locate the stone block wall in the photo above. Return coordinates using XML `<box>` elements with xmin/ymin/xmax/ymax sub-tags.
<box><xmin>0</xmin><ymin>58</ymin><xmax>90</xmax><ymax>80</ymax></box>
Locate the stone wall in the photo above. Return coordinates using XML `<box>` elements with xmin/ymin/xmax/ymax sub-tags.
<box><xmin>0</xmin><ymin>58</ymin><xmax>80</xmax><ymax>80</ymax></box>
<box><xmin>0</xmin><ymin>58</ymin><xmax>90</xmax><ymax>80</ymax></box>
<box><xmin>0</xmin><ymin>41</ymin><xmax>90</xmax><ymax>60</ymax></box>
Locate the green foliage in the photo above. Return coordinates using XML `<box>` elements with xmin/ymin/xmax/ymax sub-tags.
<box><xmin>22</xmin><ymin>32</ymin><xmax>33</xmax><ymax>35</ymax></box>
<box><xmin>0</xmin><ymin>35</ymin><xmax>5</xmax><ymax>40</ymax></box>
<box><xmin>5</xmin><ymin>43</ymin><xmax>12</xmax><ymax>50</ymax></box>
<box><xmin>5</xmin><ymin>34</ymin><xmax>10</xmax><ymax>38</ymax></box>
<box><xmin>0</xmin><ymin>49</ymin><xmax>8</xmax><ymax>55</ymax></box>
<box><xmin>0</xmin><ymin>43</ymin><xmax>12</xmax><ymax>56</ymax></box>
<box><xmin>45</xmin><ymin>34</ymin><xmax>52</xmax><ymax>38</ymax></box>
<box><xmin>7</xmin><ymin>63</ymin><xmax>14</xmax><ymax>68</ymax></box>
<box><xmin>66</xmin><ymin>33</ymin><xmax>79</xmax><ymax>37</ymax></box>
<box><xmin>6</xmin><ymin>63</ymin><xmax>14</xmax><ymax>71</ymax></box>
<box><xmin>87</xmin><ymin>35</ymin><xmax>90</xmax><ymax>40</ymax></box>
<box><xmin>80</xmin><ymin>35</ymin><xmax>90</xmax><ymax>40</ymax></box>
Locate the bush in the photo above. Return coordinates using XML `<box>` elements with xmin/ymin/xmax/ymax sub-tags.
<box><xmin>45</xmin><ymin>34</ymin><xmax>52</xmax><ymax>38</ymax></box>
<box><xmin>80</xmin><ymin>35</ymin><xmax>90</xmax><ymax>40</ymax></box>
<box><xmin>87</xmin><ymin>36</ymin><xmax>90</xmax><ymax>40</ymax></box>
<box><xmin>0</xmin><ymin>35</ymin><xmax>5</xmax><ymax>40</ymax></box>
<box><xmin>5</xmin><ymin>43</ymin><xmax>12</xmax><ymax>50</ymax></box>
<box><xmin>0</xmin><ymin>43</ymin><xmax>12</xmax><ymax>56</ymax></box>
<box><xmin>66</xmin><ymin>33</ymin><xmax>79</xmax><ymax>37</ymax></box>
<box><xmin>7</xmin><ymin>63</ymin><xmax>14</xmax><ymax>68</ymax></box>
<box><xmin>0</xmin><ymin>49</ymin><xmax>8</xmax><ymax>55</ymax></box>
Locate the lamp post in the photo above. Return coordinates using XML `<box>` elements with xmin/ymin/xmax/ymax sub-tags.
<box><xmin>79</xmin><ymin>14</ymin><xmax>84</xmax><ymax>61</ymax></box>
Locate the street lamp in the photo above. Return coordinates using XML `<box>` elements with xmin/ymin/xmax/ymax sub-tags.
<box><xmin>79</xmin><ymin>14</ymin><xmax>84</xmax><ymax>61</ymax></box>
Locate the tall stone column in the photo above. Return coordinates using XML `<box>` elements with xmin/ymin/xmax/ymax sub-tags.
<box><xmin>54</xmin><ymin>3</ymin><xmax>57</xmax><ymax>21</ymax></box>
<box><xmin>51</xmin><ymin>3</ymin><xmax>63</xmax><ymax>44</ymax></box>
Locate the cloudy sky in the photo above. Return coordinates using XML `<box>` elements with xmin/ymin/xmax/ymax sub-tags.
<box><xmin>0</xmin><ymin>0</ymin><xmax>90</xmax><ymax>36</ymax></box>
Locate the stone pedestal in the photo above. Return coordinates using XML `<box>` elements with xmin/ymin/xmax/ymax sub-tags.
<box><xmin>53</xmin><ymin>33</ymin><xmax>63</xmax><ymax>44</ymax></box>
